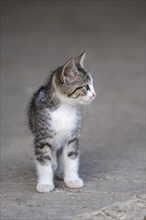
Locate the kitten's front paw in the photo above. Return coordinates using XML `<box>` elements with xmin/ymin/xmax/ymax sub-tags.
<box><xmin>64</xmin><ymin>177</ymin><xmax>84</xmax><ymax>189</ymax></box>
<box><xmin>36</xmin><ymin>183</ymin><xmax>54</xmax><ymax>193</ymax></box>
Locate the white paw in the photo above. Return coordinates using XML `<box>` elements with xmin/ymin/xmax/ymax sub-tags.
<box><xmin>64</xmin><ymin>178</ymin><xmax>84</xmax><ymax>189</ymax></box>
<box><xmin>36</xmin><ymin>183</ymin><xmax>54</xmax><ymax>193</ymax></box>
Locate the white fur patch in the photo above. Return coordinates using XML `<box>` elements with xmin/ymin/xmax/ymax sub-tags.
<box><xmin>63</xmin><ymin>149</ymin><xmax>84</xmax><ymax>188</ymax></box>
<box><xmin>46</xmin><ymin>104</ymin><xmax>78</xmax><ymax>149</ymax></box>
<box><xmin>35</xmin><ymin>159</ymin><xmax>54</xmax><ymax>192</ymax></box>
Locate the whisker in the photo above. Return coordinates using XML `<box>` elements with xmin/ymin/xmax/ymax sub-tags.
<box><xmin>90</xmin><ymin>63</ymin><xmax>95</xmax><ymax>73</ymax></box>
<box><xmin>92</xmin><ymin>72</ymin><xmax>96</xmax><ymax>79</ymax></box>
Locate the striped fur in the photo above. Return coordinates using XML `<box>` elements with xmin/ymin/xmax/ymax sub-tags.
<box><xmin>27</xmin><ymin>52</ymin><xmax>96</xmax><ymax>192</ymax></box>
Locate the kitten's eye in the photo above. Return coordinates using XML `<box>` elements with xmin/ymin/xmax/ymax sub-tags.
<box><xmin>85</xmin><ymin>85</ymin><xmax>90</xmax><ymax>91</ymax></box>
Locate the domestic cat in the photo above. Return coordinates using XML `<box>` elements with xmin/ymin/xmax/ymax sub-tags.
<box><xmin>27</xmin><ymin>52</ymin><xmax>96</xmax><ymax>192</ymax></box>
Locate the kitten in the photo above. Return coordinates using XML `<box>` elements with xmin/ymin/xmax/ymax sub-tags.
<box><xmin>27</xmin><ymin>52</ymin><xmax>96</xmax><ymax>192</ymax></box>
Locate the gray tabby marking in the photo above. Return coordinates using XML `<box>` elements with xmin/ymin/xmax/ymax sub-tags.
<box><xmin>27</xmin><ymin>52</ymin><xmax>96</xmax><ymax>192</ymax></box>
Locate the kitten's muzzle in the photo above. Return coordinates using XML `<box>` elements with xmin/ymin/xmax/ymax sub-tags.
<box><xmin>92</xmin><ymin>91</ymin><xmax>96</xmax><ymax>98</ymax></box>
<box><xmin>89</xmin><ymin>91</ymin><xmax>96</xmax><ymax>100</ymax></box>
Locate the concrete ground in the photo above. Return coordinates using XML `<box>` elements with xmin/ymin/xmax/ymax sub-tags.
<box><xmin>1</xmin><ymin>1</ymin><xmax>145</xmax><ymax>220</ymax></box>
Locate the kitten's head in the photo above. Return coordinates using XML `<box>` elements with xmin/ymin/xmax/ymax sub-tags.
<box><xmin>53</xmin><ymin>52</ymin><xmax>96</xmax><ymax>105</ymax></box>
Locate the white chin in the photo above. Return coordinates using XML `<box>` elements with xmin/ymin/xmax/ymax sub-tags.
<box><xmin>78</xmin><ymin>99</ymin><xmax>92</xmax><ymax>105</ymax></box>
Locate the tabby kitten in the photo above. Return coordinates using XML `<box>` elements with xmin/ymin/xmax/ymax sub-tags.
<box><xmin>27</xmin><ymin>52</ymin><xmax>96</xmax><ymax>192</ymax></box>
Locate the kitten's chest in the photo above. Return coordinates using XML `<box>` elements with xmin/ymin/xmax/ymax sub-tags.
<box><xmin>49</xmin><ymin>104</ymin><xmax>78</xmax><ymax>138</ymax></box>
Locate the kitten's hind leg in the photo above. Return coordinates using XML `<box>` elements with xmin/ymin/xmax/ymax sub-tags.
<box><xmin>63</xmin><ymin>138</ymin><xmax>84</xmax><ymax>188</ymax></box>
<box><xmin>55</xmin><ymin>148</ymin><xmax>64</xmax><ymax>180</ymax></box>
<box><xmin>35</xmin><ymin>140</ymin><xmax>54</xmax><ymax>192</ymax></box>
<box><xmin>52</xmin><ymin>150</ymin><xmax>58</xmax><ymax>172</ymax></box>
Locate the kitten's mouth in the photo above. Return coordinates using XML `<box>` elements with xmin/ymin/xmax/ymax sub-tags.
<box><xmin>79</xmin><ymin>98</ymin><xmax>94</xmax><ymax>105</ymax></box>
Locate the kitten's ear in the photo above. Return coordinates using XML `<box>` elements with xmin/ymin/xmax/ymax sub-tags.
<box><xmin>74</xmin><ymin>51</ymin><xmax>86</xmax><ymax>68</ymax></box>
<box><xmin>61</xmin><ymin>59</ymin><xmax>78</xmax><ymax>84</ymax></box>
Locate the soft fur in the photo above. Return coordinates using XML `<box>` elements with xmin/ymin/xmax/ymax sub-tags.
<box><xmin>27</xmin><ymin>52</ymin><xmax>96</xmax><ymax>192</ymax></box>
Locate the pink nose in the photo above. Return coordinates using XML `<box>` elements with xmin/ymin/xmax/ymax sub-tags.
<box><xmin>93</xmin><ymin>92</ymin><xmax>96</xmax><ymax>97</ymax></box>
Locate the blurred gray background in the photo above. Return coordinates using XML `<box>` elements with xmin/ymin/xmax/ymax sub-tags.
<box><xmin>1</xmin><ymin>1</ymin><xmax>145</xmax><ymax>219</ymax></box>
